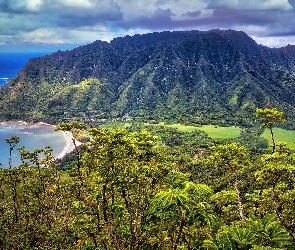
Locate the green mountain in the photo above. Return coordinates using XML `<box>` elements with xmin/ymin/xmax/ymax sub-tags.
<box><xmin>1</xmin><ymin>29</ymin><xmax>295</xmax><ymax>124</ymax></box>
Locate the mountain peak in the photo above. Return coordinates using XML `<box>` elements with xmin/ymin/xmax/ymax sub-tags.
<box><xmin>1</xmin><ymin>29</ymin><xmax>295</xmax><ymax>124</ymax></box>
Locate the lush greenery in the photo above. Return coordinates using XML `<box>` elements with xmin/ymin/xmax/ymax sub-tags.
<box><xmin>196</xmin><ymin>125</ymin><xmax>240</xmax><ymax>139</ymax></box>
<box><xmin>2</xmin><ymin>30</ymin><xmax>295</xmax><ymax>125</ymax></box>
<box><xmin>261</xmin><ymin>128</ymin><xmax>295</xmax><ymax>150</ymax></box>
<box><xmin>147</xmin><ymin>122</ymin><xmax>241</xmax><ymax>139</ymax></box>
<box><xmin>0</xmin><ymin>109</ymin><xmax>294</xmax><ymax>249</ymax></box>
<box><xmin>1</xmin><ymin>29</ymin><xmax>295</xmax><ymax>249</ymax></box>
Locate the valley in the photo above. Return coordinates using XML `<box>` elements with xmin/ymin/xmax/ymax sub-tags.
<box><xmin>0</xmin><ymin>30</ymin><xmax>295</xmax><ymax>249</ymax></box>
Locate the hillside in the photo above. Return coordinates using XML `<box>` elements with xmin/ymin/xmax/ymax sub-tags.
<box><xmin>1</xmin><ymin>124</ymin><xmax>294</xmax><ymax>248</ymax></box>
<box><xmin>1</xmin><ymin>29</ymin><xmax>295</xmax><ymax>124</ymax></box>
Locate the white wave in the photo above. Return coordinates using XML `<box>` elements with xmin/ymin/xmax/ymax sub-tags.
<box><xmin>0</xmin><ymin>78</ymin><xmax>9</xmax><ymax>80</ymax></box>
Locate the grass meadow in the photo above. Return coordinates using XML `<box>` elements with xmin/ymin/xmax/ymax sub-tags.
<box><xmin>105</xmin><ymin>121</ymin><xmax>241</xmax><ymax>139</ymax></box>
<box><xmin>261</xmin><ymin>128</ymin><xmax>295</xmax><ymax>150</ymax></box>
<box><xmin>104</xmin><ymin>121</ymin><xmax>295</xmax><ymax>148</ymax></box>
<box><xmin>158</xmin><ymin>123</ymin><xmax>240</xmax><ymax>139</ymax></box>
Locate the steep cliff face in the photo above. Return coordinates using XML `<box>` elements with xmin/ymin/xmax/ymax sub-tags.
<box><xmin>1</xmin><ymin>29</ymin><xmax>295</xmax><ymax>123</ymax></box>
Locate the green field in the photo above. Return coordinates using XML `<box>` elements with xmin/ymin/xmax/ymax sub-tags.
<box><xmin>164</xmin><ymin>123</ymin><xmax>199</xmax><ymax>133</ymax></box>
<box><xmin>157</xmin><ymin>123</ymin><xmax>240</xmax><ymax>139</ymax></box>
<box><xmin>196</xmin><ymin>125</ymin><xmax>241</xmax><ymax>139</ymax></box>
<box><xmin>105</xmin><ymin>121</ymin><xmax>241</xmax><ymax>139</ymax></box>
<box><xmin>261</xmin><ymin>128</ymin><xmax>295</xmax><ymax>150</ymax></box>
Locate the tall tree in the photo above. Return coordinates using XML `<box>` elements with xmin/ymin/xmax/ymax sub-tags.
<box><xmin>255</xmin><ymin>108</ymin><xmax>285</xmax><ymax>154</ymax></box>
<box><xmin>5</xmin><ymin>136</ymin><xmax>20</xmax><ymax>169</ymax></box>
<box><xmin>255</xmin><ymin>148</ymin><xmax>295</xmax><ymax>242</ymax></box>
<box><xmin>79</xmin><ymin>128</ymin><xmax>172</xmax><ymax>249</ymax></box>
<box><xmin>208</xmin><ymin>143</ymin><xmax>250</xmax><ymax>227</ymax></box>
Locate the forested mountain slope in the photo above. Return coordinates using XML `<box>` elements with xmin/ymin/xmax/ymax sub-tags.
<box><xmin>1</xmin><ymin>29</ymin><xmax>295</xmax><ymax>124</ymax></box>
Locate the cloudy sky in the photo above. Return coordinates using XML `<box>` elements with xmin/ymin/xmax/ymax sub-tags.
<box><xmin>1</xmin><ymin>0</ymin><xmax>295</xmax><ymax>52</ymax></box>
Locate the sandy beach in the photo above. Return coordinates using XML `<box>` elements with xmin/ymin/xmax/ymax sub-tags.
<box><xmin>31</xmin><ymin>122</ymin><xmax>83</xmax><ymax>159</ymax></box>
<box><xmin>56</xmin><ymin>130</ymin><xmax>83</xmax><ymax>159</ymax></box>
<box><xmin>1</xmin><ymin>120</ymin><xmax>28</xmax><ymax>127</ymax></box>
<box><xmin>0</xmin><ymin>121</ymin><xmax>82</xmax><ymax>160</ymax></box>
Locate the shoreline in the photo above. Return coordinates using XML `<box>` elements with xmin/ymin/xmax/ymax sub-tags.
<box><xmin>29</xmin><ymin>122</ymin><xmax>84</xmax><ymax>159</ymax></box>
<box><xmin>56</xmin><ymin>130</ymin><xmax>83</xmax><ymax>159</ymax></box>
<box><xmin>0</xmin><ymin>121</ymin><xmax>83</xmax><ymax>159</ymax></box>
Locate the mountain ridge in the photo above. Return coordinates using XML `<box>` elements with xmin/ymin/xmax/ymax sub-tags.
<box><xmin>1</xmin><ymin>29</ymin><xmax>295</xmax><ymax>124</ymax></box>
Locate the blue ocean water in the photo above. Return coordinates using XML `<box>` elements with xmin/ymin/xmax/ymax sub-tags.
<box><xmin>0</xmin><ymin>52</ymin><xmax>69</xmax><ymax>168</ymax></box>
<box><xmin>0</xmin><ymin>52</ymin><xmax>46</xmax><ymax>87</ymax></box>
<box><xmin>0</xmin><ymin>122</ymin><xmax>68</xmax><ymax>168</ymax></box>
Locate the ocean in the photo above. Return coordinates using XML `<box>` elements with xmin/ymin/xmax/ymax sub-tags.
<box><xmin>0</xmin><ymin>52</ymin><xmax>68</xmax><ymax>168</ymax></box>
<box><xmin>0</xmin><ymin>52</ymin><xmax>47</xmax><ymax>87</ymax></box>
<box><xmin>0</xmin><ymin>122</ymin><xmax>68</xmax><ymax>168</ymax></box>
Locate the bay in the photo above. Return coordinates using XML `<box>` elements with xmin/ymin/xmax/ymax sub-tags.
<box><xmin>0</xmin><ymin>52</ymin><xmax>73</xmax><ymax>168</ymax></box>
<box><xmin>0</xmin><ymin>122</ymin><xmax>69</xmax><ymax>168</ymax></box>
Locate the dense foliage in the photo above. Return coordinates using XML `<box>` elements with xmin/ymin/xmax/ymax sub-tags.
<box><xmin>0</xmin><ymin>109</ymin><xmax>294</xmax><ymax>249</ymax></box>
<box><xmin>2</xmin><ymin>30</ymin><xmax>295</xmax><ymax>124</ymax></box>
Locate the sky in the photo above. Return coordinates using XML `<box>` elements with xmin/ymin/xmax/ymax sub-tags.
<box><xmin>1</xmin><ymin>0</ymin><xmax>295</xmax><ymax>52</ymax></box>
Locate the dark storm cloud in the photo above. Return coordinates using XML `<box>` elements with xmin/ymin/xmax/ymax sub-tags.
<box><xmin>203</xmin><ymin>0</ymin><xmax>295</xmax><ymax>47</ymax></box>
<box><xmin>289</xmin><ymin>0</ymin><xmax>295</xmax><ymax>7</ymax></box>
<box><xmin>0</xmin><ymin>0</ymin><xmax>29</xmax><ymax>14</ymax></box>
<box><xmin>207</xmin><ymin>0</ymin><xmax>294</xmax><ymax>25</ymax></box>
<box><xmin>211</xmin><ymin>8</ymin><xmax>285</xmax><ymax>25</ymax></box>
<box><xmin>0</xmin><ymin>0</ymin><xmax>123</xmax><ymax>28</ymax></box>
<box><xmin>118</xmin><ymin>8</ymin><xmax>205</xmax><ymax>30</ymax></box>
<box><xmin>117</xmin><ymin>8</ymin><xmax>172</xmax><ymax>29</ymax></box>
<box><xmin>148</xmin><ymin>8</ymin><xmax>173</xmax><ymax>26</ymax></box>
<box><xmin>0</xmin><ymin>12</ymin><xmax>47</xmax><ymax>35</ymax></box>
<box><xmin>182</xmin><ymin>10</ymin><xmax>202</xmax><ymax>18</ymax></box>
<box><xmin>114</xmin><ymin>0</ymin><xmax>295</xmax><ymax>39</ymax></box>
<box><xmin>1</xmin><ymin>0</ymin><xmax>295</xmax><ymax>48</ymax></box>
<box><xmin>269</xmin><ymin>30</ymin><xmax>295</xmax><ymax>37</ymax></box>
<box><xmin>0</xmin><ymin>0</ymin><xmax>124</xmax><ymax>45</ymax></box>
<box><xmin>57</xmin><ymin>4</ymin><xmax>123</xmax><ymax>28</ymax></box>
<box><xmin>118</xmin><ymin>7</ymin><xmax>287</xmax><ymax>31</ymax></box>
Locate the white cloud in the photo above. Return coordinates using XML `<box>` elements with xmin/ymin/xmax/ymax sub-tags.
<box><xmin>156</xmin><ymin>0</ymin><xmax>207</xmax><ymax>16</ymax></box>
<box><xmin>231</xmin><ymin>24</ymin><xmax>268</xmax><ymax>35</ymax></box>
<box><xmin>116</xmin><ymin>0</ymin><xmax>207</xmax><ymax>18</ymax></box>
<box><xmin>23</xmin><ymin>28</ymin><xmax>65</xmax><ymax>44</ymax></box>
<box><xmin>61</xmin><ymin>0</ymin><xmax>92</xmax><ymax>8</ymax></box>
<box><xmin>26</xmin><ymin>0</ymin><xmax>44</xmax><ymax>11</ymax></box>
<box><xmin>208</xmin><ymin>0</ymin><xmax>293</xmax><ymax>11</ymax></box>
<box><xmin>252</xmin><ymin>35</ymin><xmax>295</xmax><ymax>48</ymax></box>
<box><xmin>0</xmin><ymin>0</ymin><xmax>295</xmax><ymax>48</ymax></box>
<box><xmin>115</xmin><ymin>0</ymin><xmax>157</xmax><ymax>18</ymax></box>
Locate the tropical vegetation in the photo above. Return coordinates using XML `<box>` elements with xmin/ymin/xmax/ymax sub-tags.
<box><xmin>0</xmin><ymin>108</ymin><xmax>294</xmax><ymax>249</ymax></box>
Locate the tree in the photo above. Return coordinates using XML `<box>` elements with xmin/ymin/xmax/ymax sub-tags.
<box><xmin>246</xmin><ymin>214</ymin><xmax>292</xmax><ymax>248</ymax></box>
<box><xmin>0</xmin><ymin>143</ymin><xmax>75</xmax><ymax>248</ymax></box>
<box><xmin>208</xmin><ymin>143</ymin><xmax>250</xmax><ymax>227</ymax></box>
<box><xmin>148</xmin><ymin>179</ymin><xmax>220</xmax><ymax>249</ymax></box>
<box><xmin>56</xmin><ymin>122</ymin><xmax>87</xmax><ymax>196</ymax></box>
<box><xmin>255</xmin><ymin>108</ymin><xmax>285</xmax><ymax>154</ymax></box>
<box><xmin>203</xmin><ymin>214</ymin><xmax>293</xmax><ymax>249</ymax></box>
<box><xmin>255</xmin><ymin>148</ymin><xmax>295</xmax><ymax>241</ymax></box>
<box><xmin>78</xmin><ymin>128</ymin><xmax>172</xmax><ymax>249</ymax></box>
<box><xmin>5</xmin><ymin>136</ymin><xmax>20</xmax><ymax>169</ymax></box>
<box><xmin>3</xmin><ymin>136</ymin><xmax>20</xmax><ymax>224</ymax></box>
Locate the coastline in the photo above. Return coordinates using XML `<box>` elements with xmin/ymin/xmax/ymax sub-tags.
<box><xmin>56</xmin><ymin>130</ymin><xmax>83</xmax><ymax>159</ymax></box>
<box><xmin>1</xmin><ymin>120</ymin><xmax>28</xmax><ymax>127</ymax></box>
<box><xmin>31</xmin><ymin>122</ymin><xmax>83</xmax><ymax>159</ymax></box>
<box><xmin>0</xmin><ymin>121</ymin><xmax>82</xmax><ymax>160</ymax></box>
